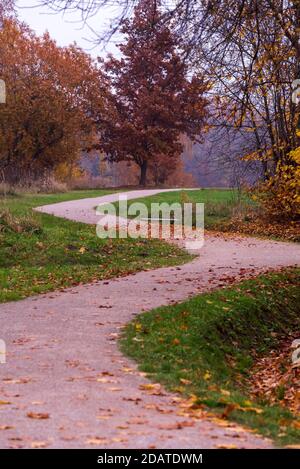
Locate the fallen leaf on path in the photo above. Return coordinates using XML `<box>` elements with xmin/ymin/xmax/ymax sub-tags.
<box><xmin>3</xmin><ymin>377</ymin><xmax>31</xmax><ymax>384</ymax></box>
<box><xmin>126</xmin><ymin>418</ymin><xmax>148</xmax><ymax>425</ymax></box>
<box><xmin>31</xmin><ymin>441</ymin><xmax>49</xmax><ymax>448</ymax></box>
<box><xmin>144</xmin><ymin>404</ymin><xmax>173</xmax><ymax>414</ymax></box>
<box><xmin>158</xmin><ymin>421</ymin><xmax>195</xmax><ymax>430</ymax></box>
<box><xmin>96</xmin><ymin>378</ymin><xmax>118</xmax><ymax>384</ymax></box>
<box><xmin>86</xmin><ymin>437</ymin><xmax>109</xmax><ymax>445</ymax></box>
<box><xmin>139</xmin><ymin>383</ymin><xmax>161</xmax><ymax>391</ymax></box>
<box><xmin>27</xmin><ymin>412</ymin><xmax>50</xmax><ymax>420</ymax></box>
<box><xmin>139</xmin><ymin>383</ymin><xmax>164</xmax><ymax>395</ymax></box>
<box><xmin>216</xmin><ymin>444</ymin><xmax>238</xmax><ymax>449</ymax></box>
<box><xmin>123</xmin><ymin>397</ymin><xmax>141</xmax><ymax>403</ymax></box>
<box><xmin>111</xmin><ymin>437</ymin><xmax>128</xmax><ymax>443</ymax></box>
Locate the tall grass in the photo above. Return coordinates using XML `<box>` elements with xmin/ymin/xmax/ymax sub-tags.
<box><xmin>0</xmin><ymin>208</ymin><xmax>43</xmax><ymax>235</ymax></box>
<box><xmin>0</xmin><ymin>179</ymin><xmax>68</xmax><ymax>196</ymax></box>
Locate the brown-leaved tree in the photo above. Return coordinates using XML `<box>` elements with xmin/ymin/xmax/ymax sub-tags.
<box><xmin>100</xmin><ymin>0</ymin><xmax>208</xmax><ymax>186</ymax></box>
<box><xmin>0</xmin><ymin>17</ymin><xmax>105</xmax><ymax>186</ymax></box>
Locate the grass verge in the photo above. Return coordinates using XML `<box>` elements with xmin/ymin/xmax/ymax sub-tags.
<box><xmin>110</xmin><ymin>189</ymin><xmax>299</xmax><ymax>242</ymax></box>
<box><xmin>121</xmin><ymin>269</ymin><xmax>300</xmax><ymax>446</ymax></box>
<box><xmin>0</xmin><ymin>191</ymin><xmax>192</xmax><ymax>303</ymax></box>
<box><xmin>109</xmin><ymin>189</ymin><xmax>248</xmax><ymax>229</ymax></box>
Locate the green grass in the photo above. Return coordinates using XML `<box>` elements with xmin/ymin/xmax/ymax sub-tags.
<box><xmin>109</xmin><ymin>189</ymin><xmax>299</xmax><ymax>242</ymax></box>
<box><xmin>0</xmin><ymin>190</ymin><xmax>192</xmax><ymax>303</ymax></box>
<box><xmin>107</xmin><ymin>189</ymin><xmax>253</xmax><ymax>229</ymax></box>
<box><xmin>121</xmin><ymin>269</ymin><xmax>300</xmax><ymax>446</ymax></box>
<box><xmin>0</xmin><ymin>189</ymin><xmax>120</xmax><ymax>215</ymax></box>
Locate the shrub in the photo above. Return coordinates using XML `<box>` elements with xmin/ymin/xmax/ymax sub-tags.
<box><xmin>258</xmin><ymin>147</ymin><xmax>300</xmax><ymax>220</ymax></box>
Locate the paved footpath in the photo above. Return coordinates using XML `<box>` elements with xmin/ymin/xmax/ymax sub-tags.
<box><xmin>0</xmin><ymin>190</ymin><xmax>299</xmax><ymax>448</ymax></box>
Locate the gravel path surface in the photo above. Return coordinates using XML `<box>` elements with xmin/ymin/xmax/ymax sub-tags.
<box><xmin>1</xmin><ymin>190</ymin><xmax>299</xmax><ymax>449</ymax></box>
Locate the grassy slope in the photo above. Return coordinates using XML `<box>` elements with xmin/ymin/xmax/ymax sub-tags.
<box><xmin>110</xmin><ymin>189</ymin><xmax>252</xmax><ymax>229</ymax></box>
<box><xmin>112</xmin><ymin>189</ymin><xmax>300</xmax><ymax>241</ymax></box>
<box><xmin>0</xmin><ymin>190</ymin><xmax>191</xmax><ymax>303</ymax></box>
<box><xmin>122</xmin><ymin>269</ymin><xmax>300</xmax><ymax>445</ymax></box>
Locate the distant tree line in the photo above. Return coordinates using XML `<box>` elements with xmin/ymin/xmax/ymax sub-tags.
<box><xmin>1</xmin><ymin>1</ymin><xmax>299</xmax><ymax>216</ymax></box>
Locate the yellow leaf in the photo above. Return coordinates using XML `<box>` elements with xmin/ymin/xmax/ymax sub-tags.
<box><xmin>180</xmin><ymin>378</ymin><xmax>192</xmax><ymax>385</ymax></box>
<box><xmin>139</xmin><ymin>383</ymin><xmax>162</xmax><ymax>395</ymax></box>
<box><xmin>31</xmin><ymin>441</ymin><xmax>49</xmax><ymax>448</ymax></box>
<box><xmin>216</xmin><ymin>444</ymin><xmax>238</xmax><ymax>449</ymax></box>
<box><xmin>240</xmin><ymin>406</ymin><xmax>263</xmax><ymax>414</ymax></box>
<box><xmin>139</xmin><ymin>383</ymin><xmax>161</xmax><ymax>391</ymax></box>
<box><xmin>243</xmin><ymin>400</ymin><xmax>253</xmax><ymax>407</ymax></box>
<box><xmin>221</xmin><ymin>389</ymin><xmax>231</xmax><ymax>396</ymax></box>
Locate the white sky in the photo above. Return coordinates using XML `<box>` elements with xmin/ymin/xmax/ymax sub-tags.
<box><xmin>16</xmin><ymin>0</ymin><xmax>121</xmax><ymax>58</ymax></box>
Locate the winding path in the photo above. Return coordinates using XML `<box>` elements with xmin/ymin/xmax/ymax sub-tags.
<box><xmin>0</xmin><ymin>190</ymin><xmax>299</xmax><ymax>449</ymax></box>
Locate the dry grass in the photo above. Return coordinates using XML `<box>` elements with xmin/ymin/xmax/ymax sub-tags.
<box><xmin>0</xmin><ymin>208</ymin><xmax>43</xmax><ymax>235</ymax></box>
<box><xmin>0</xmin><ymin>178</ymin><xmax>68</xmax><ymax>196</ymax></box>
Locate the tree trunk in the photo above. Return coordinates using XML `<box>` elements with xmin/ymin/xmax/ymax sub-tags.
<box><xmin>139</xmin><ymin>160</ymin><xmax>148</xmax><ymax>186</ymax></box>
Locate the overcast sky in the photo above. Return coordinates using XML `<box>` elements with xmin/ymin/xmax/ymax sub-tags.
<box><xmin>16</xmin><ymin>0</ymin><xmax>121</xmax><ymax>58</ymax></box>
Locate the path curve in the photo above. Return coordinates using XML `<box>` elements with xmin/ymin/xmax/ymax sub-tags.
<box><xmin>0</xmin><ymin>190</ymin><xmax>299</xmax><ymax>449</ymax></box>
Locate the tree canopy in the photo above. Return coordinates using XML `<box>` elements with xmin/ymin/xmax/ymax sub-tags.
<box><xmin>0</xmin><ymin>17</ymin><xmax>105</xmax><ymax>185</ymax></box>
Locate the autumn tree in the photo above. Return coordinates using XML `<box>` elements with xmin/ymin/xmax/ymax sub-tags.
<box><xmin>180</xmin><ymin>0</ymin><xmax>300</xmax><ymax>216</ymax></box>
<box><xmin>0</xmin><ymin>18</ymin><xmax>105</xmax><ymax>186</ymax></box>
<box><xmin>99</xmin><ymin>0</ymin><xmax>207</xmax><ymax>186</ymax></box>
